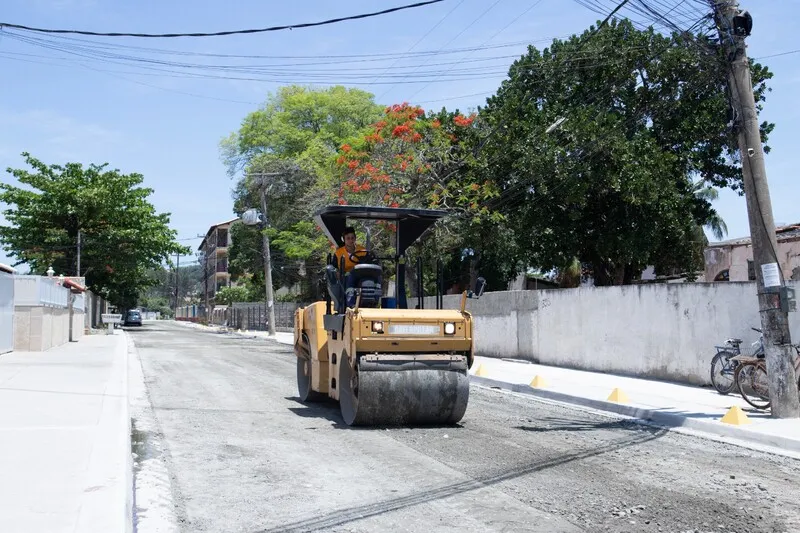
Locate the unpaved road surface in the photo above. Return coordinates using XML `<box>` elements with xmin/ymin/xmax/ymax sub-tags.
<box><xmin>129</xmin><ymin>321</ymin><xmax>800</xmax><ymax>533</ymax></box>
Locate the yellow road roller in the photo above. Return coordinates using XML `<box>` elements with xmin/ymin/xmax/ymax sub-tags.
<box><xmin>293</xmin><ymin>205</ymin><xmax>485</xmax><ymax>426</ymax></box>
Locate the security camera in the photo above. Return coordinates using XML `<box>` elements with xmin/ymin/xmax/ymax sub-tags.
<box><xmin>747</xmin><ymin>148</ymin><xmax>755</xmax><ymax>157</ymax></box>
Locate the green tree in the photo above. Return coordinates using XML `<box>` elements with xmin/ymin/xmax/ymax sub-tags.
<box><xmin>221</xmin><ymin>85</ymin><xmax>383</xmax><ymax>179</ymax></box>
<box><xmin>331</xmin><ymin>102</ymin><xmax>522</xmax><ymax>294</ymax></box>
<box><xmin>140</xmin><ymin>263</ymin><xmax>204</xmax><ymax>308</ymax></box>
<box><xmin>480</xmin><ymin>20</ymin><xmax>772</xmax><ymax>285</ymax></box>
<box><xmin>0</xmin><ymin>153</ymin><xmax>187</xmax><ymax>307</ymax></box>
<box><xmin>214</xmin><ymin>285</ymin><xmax>251</xmax><ymax>305</ymax></box>
<box><xmin>221</xmin><ymin>85</ymin><xmax>383</xmax><ymax>300</ymax></box>
<box><xmin>692</xmin><ymin>180</ymin><xmax>728</xmax><ymax>241</ymax></box>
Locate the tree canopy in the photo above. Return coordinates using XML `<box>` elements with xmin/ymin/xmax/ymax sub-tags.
<box><xmin>0</xmin><ymin>153</ymin><xmax>187</xmax><ymax>307</ymax></box>
<box><xmin>479</xmin><ymin>19</ymin><xmax>773</xmax><ymax>284</ymax></box>
<box><xmin>216</xmin><ymin>19</ymin><xmax>776</xmax><ymax>294</ymax></box>
<box><xmin>219</xmin><ymin>85</ymin><xmax>384</xmax><ymax>300</ymax></box>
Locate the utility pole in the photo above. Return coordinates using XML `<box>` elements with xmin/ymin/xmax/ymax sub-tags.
<box><xmin>254</xmin><ymin>173</ymin><xmax>277</xmax><ymax>336</ymax></box>
<box><xmin>175</xmin><ymin>253</ymin><xmax>180</xmax><ymax>316</ymax></box>
<box><xmin>76</xmin><ymin>229</ymin><xmax>81</xmax><ymax>277</ymax></box>
<box><xmin>712</xmin><ymin>0</ymin><xmax>799</xmax><ymax>418</ymax></box>
<box><xmin>204</xmin><ymin>258</ymin><xmax>210</xmax><ymax>323</ymax></box>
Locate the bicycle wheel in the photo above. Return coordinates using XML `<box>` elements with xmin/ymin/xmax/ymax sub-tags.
<box><xmin>748</xmin><ymin>363</ymin><xmax>771</xmax><ymax>409</ymax></box>
<box><xmin>711</xmin><ymin>351</ymin><xmax>737</xmax><ymax>394</ymax></box>
<box><xmin>736</xmin><ymin>361</ymin><xmax>771</xmax><ymax>410</ymax></box>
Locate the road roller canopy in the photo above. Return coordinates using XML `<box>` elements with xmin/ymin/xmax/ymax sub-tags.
<box><xmin>314</xmin><ymin>205</ymin><xmax>448</xmax><ymax>256</ymax></box>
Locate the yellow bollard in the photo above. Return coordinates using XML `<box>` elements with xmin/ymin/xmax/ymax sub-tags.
<box><xmin>720</xmin><ymin>405</ymin><xmax>751</xmax><ymax>425</ymax></box>
<box><xmin>607</xmin><ymin>388</ymin><xmax>630</xmax><ymax>403</ymax></box>
<box><xmin>529</xmin><ymin>375</ymin><xmax>548</xmax><ymax>388</ymax></box>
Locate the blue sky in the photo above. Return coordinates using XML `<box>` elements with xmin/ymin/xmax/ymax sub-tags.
<box><xmin>0</xmin><ymin>0</ymin><xmax>797</xmax><ymax>272</ymax></box>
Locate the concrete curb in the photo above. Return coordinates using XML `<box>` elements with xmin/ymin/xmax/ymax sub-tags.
<box><xmin>123</xmin><ymin>331</ymin><xmax>134</xmax><ymax>533</ymax></box>
<box><xmin>73</xmin><ymin>330</ymin><xmax>133</xmax><ymax>533</ymax></box>
<box><xmin>471</xmin><ymin>375</ymin><xmax>800</xmax><ymax>457</ymax></box>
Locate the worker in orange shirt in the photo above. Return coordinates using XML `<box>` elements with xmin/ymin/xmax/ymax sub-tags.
<box><xmin>334</xmin><ymin>226</ymin><xmax>366</xmax><ymax>307</ymax></box>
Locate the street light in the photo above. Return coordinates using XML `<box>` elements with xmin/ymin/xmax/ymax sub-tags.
<box><xmin>545</xmin><ymin>117</ymin><xmax>567</xmax><ymax>134</ymax></box>
<box><xmin>241</xmin><ymin>208</ymin><xmax>264</xmax><ymax>227</ymax></box>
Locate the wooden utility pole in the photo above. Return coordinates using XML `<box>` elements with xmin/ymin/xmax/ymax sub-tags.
<box><xmin>251</xmin><ymin>172</ymin><xmax>278</xmax><ymax>336</ymax></box>
<box><xmin>712</xmin><ymin>0</ymin><xmax>799</xmax><ymax>417</ymax></box>
<box><xmin>76</xmin><ymin>229</ymin><xmax>81</xmax><ymax>277</ymax></box>
<box><xmin>174</xmin><ymin>253</ymin><xmax>181</xmax><ymax>316</ymax></box>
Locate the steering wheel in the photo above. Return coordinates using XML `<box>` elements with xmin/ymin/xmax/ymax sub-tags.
<box><xmin>349</xmin><ymin>248</ymin><xmax>378</xmax><ymax>265</ymax></box>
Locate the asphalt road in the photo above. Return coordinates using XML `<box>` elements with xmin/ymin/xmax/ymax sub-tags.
<box><xmin>129</xmin><ymin>321</ymin><xmax>800</xmax><ymax>533</ymax></box>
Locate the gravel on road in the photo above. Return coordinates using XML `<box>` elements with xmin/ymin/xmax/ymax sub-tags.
<box><xmin>129</xmin><ymin>321</ymin><xmax>800</xmax><ymax>533</ymax></box>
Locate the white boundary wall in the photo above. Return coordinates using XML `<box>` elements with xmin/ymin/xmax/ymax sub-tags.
<box><xmin>0</xmin><ymin>271</ymin><xmax>14</xmax><ymax>354</ymax></box>
<box><xmin>425</xmin><ymin>282</ymin><xmax>800</xmax><ymax>385</ymax></box>
<box><xmin>13</xmin><ymin>276</ymin><xmax>71</xmax><ymax>351</ymax></box>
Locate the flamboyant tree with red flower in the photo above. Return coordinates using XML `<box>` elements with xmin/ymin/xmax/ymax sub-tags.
<box><xmin>332</xmin><ymin>103</ymin><xmax>499</xmax><ymax>222</ymax></box>
<box><xmin>329</xmin><ymin>102</ymin><xmax>511</xmax><ymax>295</ymax></box>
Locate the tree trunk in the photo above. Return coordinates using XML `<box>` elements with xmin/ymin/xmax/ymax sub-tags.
<box><xmin>591</xmin><ymin>260</ymin><xmax>615</xmax><ymax>286</ymax></box>
<box><xmin>623</xmin><ymin>264</ymin><xmax>638</xmax><ymax>285</ymax></box>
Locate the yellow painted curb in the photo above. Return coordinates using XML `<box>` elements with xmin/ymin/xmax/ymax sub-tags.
<box><xmin>529</xmin><ymin>375</ymin><xmax>548</xmax><ymax>388</ymax></box>
<box><xmin>720</xmin><ymin>405</ymin><xmax>752</xmax><ymax>425</ymax></box>
<box><xmin>475</xmin><ymin>364</ymin><xmax>489</xmax><ymax>377</ymax></box>
<box><xmin>607</xmin><ymin>388</ymin><xmax>629</xmax><ymax>403</ymax></box>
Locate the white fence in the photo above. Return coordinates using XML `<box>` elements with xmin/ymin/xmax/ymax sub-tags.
<box><xmin>14</xmin><ymin>276</ymin><xmax>69</xmax><ymax>308</ymax></box>
<box><xmin>0</xmin><ymin>271</ymin><xmax>13</xmax><ymax>354</ymax></box>
<box><xmin>72</xmin><ymin>292</ymin><xmax>86</xmax><ymax>312</ymax></box>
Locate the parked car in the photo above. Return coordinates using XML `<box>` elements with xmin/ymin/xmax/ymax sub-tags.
<box><xmin>124</xmin><ymin>309</ymin><xmax>142</xmax><ymax>327</ymax></box>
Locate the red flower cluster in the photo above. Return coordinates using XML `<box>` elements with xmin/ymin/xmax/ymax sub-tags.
<box><xmin>454</xmin><ymin>114</ymin><xmax>476</xmax><ymax>127</ymax></box>
<box><xmin>392</xmin><ymin>124</ymin><xmax>411</xmax><ymax>138</ymax></box>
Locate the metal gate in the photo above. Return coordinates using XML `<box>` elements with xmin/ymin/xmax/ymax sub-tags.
<box><xmin>0</xmin><ymin>271</ymin><xmax>14</xmax><ymax>354</ymax></box>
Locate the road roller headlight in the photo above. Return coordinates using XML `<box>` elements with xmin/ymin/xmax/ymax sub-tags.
<box><xmin>372</xmin><ymin>321</ymin><xmax>384</xmax><ymax>333</ymax></box>
<box><xmin>444</xmin><ymin>322</ymin><xmax>456</xmax><ymax>335</ymax></box>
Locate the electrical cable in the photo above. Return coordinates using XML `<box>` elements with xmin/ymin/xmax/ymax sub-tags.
<box><xmin>406</xmin><ymin>0</ymin><xmax>545</xmax><ymax>102</ymax></box>
<box><xmin>377</xmin><ymin>0</ymin><xmax>504</xmax><ymax>101</ymax></box>
<box><xmin>0</xmin><ymin>1</ymin><xmax>445</xmax><ymax>38</ymax></box>
<box><xmin>368</xmin><ymin>0</ymin><xmax>467</xmax><ymax>86</ymax></box>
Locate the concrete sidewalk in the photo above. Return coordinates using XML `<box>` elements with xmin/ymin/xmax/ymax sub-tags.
<box><xmin>0</xmin><ymin>330</ymin><xmax>131</xmax><ymax>533</ymax></box>
<box><xmin>173</xmin><ymin>321</ymin><xmax>800</xmax><ymax>458</ymax></box>
<box><xmin>468</xmin><ymin>355</ymin><xmax>800</xmax><ymax>458</ymax></box>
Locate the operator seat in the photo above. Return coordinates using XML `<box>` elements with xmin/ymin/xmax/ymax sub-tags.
<box><xmin>349</xmin><ymin>264</ymin><xmax>382</xmax><ymax>308</ymax></box>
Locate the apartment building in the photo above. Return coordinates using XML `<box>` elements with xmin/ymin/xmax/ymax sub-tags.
<box><xmin>198</xmin><ymin>217</ymin><xmax>239</xmax><ymax>307</ymax></box>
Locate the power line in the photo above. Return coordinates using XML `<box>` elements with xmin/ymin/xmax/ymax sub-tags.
<box><xmin>379</xmin><ymin>0</ymin><xmax>504</xmax><ymax>101</ymax></box>
<box><xmin>0</xmin><ymin>0</ymin><xmax>444</xmax><ymax>38</ymax></box>
<box><xmin>406</xmin><ymin>0</ymin><xmax>545</xmax><ymax>102</ymax></box>
<box><xmin>0</xmin><ymin>28</ymin><xmax>544</xmax><ymax>60</ymax></box>
<box><xmin>369</xmin><ymin>0</ymin><xmax>467</xmax><ymax>86</ymax></box>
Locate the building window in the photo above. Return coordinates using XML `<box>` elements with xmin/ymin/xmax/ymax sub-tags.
<box><xmin>747</xmin><ymin>260</ymin><xmax>756</xmax><ymax>281</ymax></box>
<box><xmin>217</xmin><ymin>229</ymin><xmax>228</xmax><ymax>248</ymax></box>
<box><xmin>714</xmin><ymin>269</ymin><xmax>730</xmax><ymax>282</ymax></box>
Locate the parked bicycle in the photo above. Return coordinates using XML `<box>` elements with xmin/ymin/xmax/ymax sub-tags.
<box><xmin>733</xmin><ymin>343</ymin><xmax>800</xmax><ymax>410</ymax></box>
<box><xmin>710</xmin><ymin>327</ymin><xmax>764</xmax><ymax>395</ymax></box>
